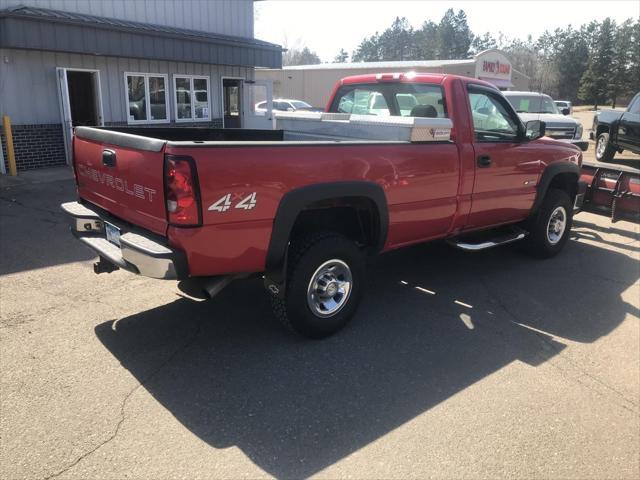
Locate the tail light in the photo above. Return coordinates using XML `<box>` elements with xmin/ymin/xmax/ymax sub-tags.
<box><xmin>164</xmin><ymin>155</ymin><xmax>201</xmax><ymax>226</ymax></box>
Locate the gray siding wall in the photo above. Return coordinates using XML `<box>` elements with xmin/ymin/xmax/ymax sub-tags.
<box><xmin>0</xmin><ymin>0</ymin><xmax>254</xmax><ymax>37</ymax></box>
<box><xmin>0</xmin><ymin>48</ymin><xmax>253</xmax><ymax>124</ymax></box>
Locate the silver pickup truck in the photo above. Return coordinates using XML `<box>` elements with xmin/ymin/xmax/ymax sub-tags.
<box><xmin>504</xmin><ymin>91</ymin><xmax>588</xmax><ymax>151</ymax></box>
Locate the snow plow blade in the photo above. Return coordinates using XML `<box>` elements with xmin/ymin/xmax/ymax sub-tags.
<box><xmin>580</xmin><ymin>160</ymin><xmax>640</xmax><ymax>223</ymax></box>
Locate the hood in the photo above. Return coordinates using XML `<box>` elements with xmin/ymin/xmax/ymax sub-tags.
<box><xmin>517</xmin><ymin>112</ymin><xmax>579</xmax><ymax>127</ymax></box>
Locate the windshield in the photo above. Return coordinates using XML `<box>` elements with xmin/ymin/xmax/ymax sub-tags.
<box><xmin>506</xmin><ymin>95</ymin><xmax>560</xmax><ymax>114</ymax></box>
<box><xmin>290</xmin><ymin>100</ymin><xmax>312</xmax><ymax>109</ymax></box>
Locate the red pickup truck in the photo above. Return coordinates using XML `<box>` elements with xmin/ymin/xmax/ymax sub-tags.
<box><xmin>62</xmin><ymin>73</ymin><xmax>586</xmax><ymax>338</ymax></box>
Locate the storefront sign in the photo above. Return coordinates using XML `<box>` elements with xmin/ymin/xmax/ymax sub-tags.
<box><xmin>482</xmin><ymin>60</ymin><xmax>511</xmax><ymax>76</ymax></box>
<box><xmin>474</xmin><ymin>50</ymin><xmax>513</xmax><ymax>82</ymax></box>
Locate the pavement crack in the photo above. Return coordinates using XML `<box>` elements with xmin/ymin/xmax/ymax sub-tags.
<box><xmin>40</xmin><ymin>318</ymin><xmax>203</xmax><ymax>480</ymax></box>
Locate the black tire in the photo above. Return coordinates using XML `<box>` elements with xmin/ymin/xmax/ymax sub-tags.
<box><xmin>522</xmin><ymin>189</ymin><xmax>573</xmax><ymax>258</ymax></box>
<box><xmin>270</xmin><ymin>232</ymin><xmax>365</xmax><ymax>339</ymax></box>
<box><xmin>595</xmin><ymin>132</ymin><xmax>616</xmax><ymax>162</ymax></box>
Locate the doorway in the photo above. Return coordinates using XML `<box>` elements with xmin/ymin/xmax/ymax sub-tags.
<box><xmin>67</xmin><ymin>71</ymin><xmax>100</xmax><ymax>126</ymax></box>
<box><xmin>222</xmin><ymin>78</ymin><xmax>242</xmax><ymax>128</ymax></box>
<box><xmin>56</xmin><ymin>68</ymin><xmax>103</xmax><ymax>164</ymax></box>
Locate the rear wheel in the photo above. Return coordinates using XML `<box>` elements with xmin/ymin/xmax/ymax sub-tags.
<box><xmin>270</xmin><ymin>232</ymin><xmax>365</xmax><ymax>339</ymax></box>
<box><xmin>595</xmin><ymin>132</ymin><xmax>616</xmax><ymax>162</ymax></box>
<box><xmin>522</xmin><ymin>189</ymin><xmax>573</xmax><ymax>258</ymax></box>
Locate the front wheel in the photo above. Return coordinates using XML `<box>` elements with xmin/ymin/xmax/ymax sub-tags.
<box><xmin>270</xmin><ymin>232</ymin><xmax>365</xmax><ymax>339</ymax></box>
<box><xmin>521</xmin><ymin>189</ymin><xmax>573</xmax><ymax>258</ymax></box>
<box><xmin>595</xmin><ymin>132</ymin><xmax>616</xmax><ymax>162</ymax></box>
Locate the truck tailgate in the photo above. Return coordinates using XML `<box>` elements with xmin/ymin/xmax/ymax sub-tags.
<box><xmin>73</xmin><ymin>128</ymin><xmax>168</xmax><ymax>236</ymax></box>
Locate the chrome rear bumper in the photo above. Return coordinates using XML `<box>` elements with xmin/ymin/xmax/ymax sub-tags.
<box><xmin>61</xmin><ymin>201</ymin><xmax>188</xmax><ymax>280</ymax></box>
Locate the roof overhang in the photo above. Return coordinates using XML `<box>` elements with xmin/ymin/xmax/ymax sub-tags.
<box><xmin>0</xmin><ymin>6</ymin><xmax>283</xmax><ymax>68</ymax></box>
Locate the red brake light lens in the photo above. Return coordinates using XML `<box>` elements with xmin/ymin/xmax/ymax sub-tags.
<box><xmin>164</xmin><ymin>156</ymin><xmax>201</xmax><ymax>226</ymax></box>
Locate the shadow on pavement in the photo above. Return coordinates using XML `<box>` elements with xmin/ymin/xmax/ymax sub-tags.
<box><xmin>95</xmin><ymin>237</ymin><xmax>638</xmax><ymax>478</ymax></box>
<box><xmin>0</xmin><ymin>178</ymin><xmax>94</xmax><ymax>275</ymax></box>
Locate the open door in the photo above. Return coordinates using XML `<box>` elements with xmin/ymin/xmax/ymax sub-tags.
<box><xmin>56</xmin><ymin>68</ymin><xmax>103</xmax><ymax>164</ymax></box>
<box><xmin>243</xmin><ymin>79</ymin><xmax>273</xmax><ymax>130</ymax></box>
<box><xmin>56</xmin><ymin>68</ymin><xmax>73</xmax><ymax>164</ymax></box>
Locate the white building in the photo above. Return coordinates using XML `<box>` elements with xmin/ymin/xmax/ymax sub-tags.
<box><xmin>257</xmin><ymin>50</ymin><xmax>529</xmax><ymax>109</ymax></box>
<box><xmin>0</xmin><ymin>0</ymin><xmax>282</xmax><ymax>170</ymax></box>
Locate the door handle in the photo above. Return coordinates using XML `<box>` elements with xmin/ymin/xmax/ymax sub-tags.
<box><xmin>477</xmin><ymin>155</ymin><xmax>492</xmax><ymax>168</ymax></box>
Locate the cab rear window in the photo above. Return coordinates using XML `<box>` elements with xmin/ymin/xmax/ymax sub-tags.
<box><xmin>329</xmin><ymin>83</ymin><xmax>447</xmax><ymax>118</ymax></box>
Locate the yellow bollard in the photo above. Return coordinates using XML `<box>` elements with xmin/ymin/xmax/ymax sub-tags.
<box><xmin>2</xmin><ymin>115</ymin><xmax>17</xmax><ymax>176</ymax></box>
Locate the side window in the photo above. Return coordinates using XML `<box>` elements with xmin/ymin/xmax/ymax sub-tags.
<box><xmin>125</xmin><ymin>73</ymin><xmax>169</xmax><ymax>123</ymax></box>
<box><xmin>173</xmin><ymin>75</ymin><xmax>211</xmax><ymax>122</ymax></box>
<box><xmin>542</xmin><ymin>96</ymin><xmax>556</xmax><ymax>114</ymax></box>
<box><xmin>468</xmin><ymin>90</ymin><xmax>520</xmax><ymax>141</ymax></box>
<box><xmin>628</xmin><ymin>95</ymin><xmax>640</xmax><ymax>114</ymax></box>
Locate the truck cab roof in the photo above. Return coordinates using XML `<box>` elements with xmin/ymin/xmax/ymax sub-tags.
<box><xmin>336</xmin><ymin>72</ymin><xmax>498</xmax><ymax>90</ymax></box>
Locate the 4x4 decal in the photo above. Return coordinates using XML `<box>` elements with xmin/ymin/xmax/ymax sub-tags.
<box><xmin>208</xmin><ymin>192</ymin><xmax>257</xmax><ymax>212</ymax></box>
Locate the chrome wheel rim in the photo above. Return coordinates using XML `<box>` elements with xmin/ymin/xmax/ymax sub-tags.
<box><xmin>596</xmin><ymin>137</ymin><xmax>606</xmax><ymax>158</ymax></box>
<box><xmin>546</xmin><ymin>206</ymin><xmax>567</xmax><ymax>245</ymax></box>
<box><xmin>307</xmin><ymin>259</ymin><xmax>352</xmax><ymax>318</ymax></box>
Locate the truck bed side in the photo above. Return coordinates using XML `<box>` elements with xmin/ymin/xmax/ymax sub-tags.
<box><xmin>164</xmin><ymin>141</ymin><xmax>461</xmax><ymax>276</ymax></box>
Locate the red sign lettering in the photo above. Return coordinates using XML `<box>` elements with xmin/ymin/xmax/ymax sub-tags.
<box><xmin>482</xmin><ymin>60</ymin><xmax>511</xmax><ymax>75</ymax></box>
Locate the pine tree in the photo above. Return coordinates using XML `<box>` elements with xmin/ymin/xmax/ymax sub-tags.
<box><xmin>610</xmin><ymin>19</ymin><xmax>634</xmax><ymax>107</ymax></box>
<box><xmin>578</xmin><ymin>19</ymin><xmax>616</xmax><ymax>108</ymax></box>
<box><xmin>630</xmin><ymin>21</ymin><xmax>640</xmax><ymax>97</ymax></box>
<box><xmin>471</xmin><ymin>32</ymin><xmax>498</xmax><ymax>55</ymax></box>
<box><xmin>453</xmin><ymin>10</ymin><xmax>473</xmax><ymax>58</ymax></box>
<box><xmin>352</xmin><ymin>33</ymin><xmax>382</xmax><ymax>62</ymax></box>
<box><xmin>436</xmin><ymin>9</ymin><xmax>457</xmax><ymax>59</ymax></box>
<box><xmin>378</xmin><ymin>17</ymin><xmax>415</xmax><ymax>60</ymax></box>
<box><xmin>415</xmin><ymin>20</ymin><xmax>439</xmax><ymax>59</ymax></box>
<box><xmin>539</xmin><ymin>26</ymin><xmax>590</xmax><ymax>102</ymax></box>
<box><xmin>333</xmin><ymin>48</ymin><xmax>349</xmax><ymax>63</ymax></box>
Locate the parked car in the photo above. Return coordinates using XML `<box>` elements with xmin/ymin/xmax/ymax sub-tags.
<box><xmin>62</xmin><ymin>73</ymin><xmax>585</xmax><ymax>339</ymax></box>
<box><xmin>589</xmin><ymin>92</ymin><xmax>640</xmax><ymax>162</ymax></box>
<box><xmin>503</xmin><ymin>91</ymin><xmax>587</xmax><ymax>150</ymax></box>
<box><xmin>554</xmin><ymin>100</ymin><xmax>573</xmax><ymax>115</ymax></box>
<box><xmin>255</xmin><ymin>98</ymin><xmax>320</xmax><ymax>113</ymax></box>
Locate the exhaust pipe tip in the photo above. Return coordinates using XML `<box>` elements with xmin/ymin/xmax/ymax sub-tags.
<box><xmin>178</xmin><ymin>274</ymin><xmax>248</xmax><ymax>300</ymax></box>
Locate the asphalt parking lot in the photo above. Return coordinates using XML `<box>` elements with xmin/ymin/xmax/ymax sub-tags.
<box><xmin>1</xmin><ymin>168</ymin><xmax>638</xmax><ymax>479</ymax></box>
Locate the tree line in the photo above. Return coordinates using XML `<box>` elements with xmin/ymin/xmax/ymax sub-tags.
<box><xmin>284</xmin><ymin>9</ymin><xmax>639</xmax><ymax>107</ymax></box>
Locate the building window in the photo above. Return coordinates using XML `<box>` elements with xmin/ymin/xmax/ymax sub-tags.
<box><xmin>124</xmin><ymin>73</ymin><xmax>169</xmax><ymax>124</ymax></box>
<box><xmin>173</xmin><ymin>75</ymin><xmax>211</xmax><ymax>122</ymax></box>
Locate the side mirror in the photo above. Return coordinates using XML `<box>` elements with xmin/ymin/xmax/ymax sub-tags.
<box><xmin>562</xmin><ymin>108</ymin><xmax>570</xmax><ymax>116</ymax></box>
<box><xmin>525</xmin><ymin>120</ymin><xmax>546</xmax><ymax>140</ymax></box>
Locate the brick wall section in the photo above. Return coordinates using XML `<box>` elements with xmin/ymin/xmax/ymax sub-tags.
<box><xmin>1</xmin><ymin>124</ymin><xmax>67</xmax><ymax>171</ymax></box>
<box><xmin>0</xmin><ymin>119</ymin><xmax>224</xmax><ymax>171</ymax></box>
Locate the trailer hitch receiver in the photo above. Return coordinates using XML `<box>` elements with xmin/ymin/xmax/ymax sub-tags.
<box><xmin>93</xmin><ymin>256</ymin><xmax>120</xmax><ymax>274</ymax></box>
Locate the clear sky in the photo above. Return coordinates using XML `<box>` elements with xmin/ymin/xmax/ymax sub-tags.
<box><xmin>255</xmin><ymin>0</ymin><xmax>640</xmax><ymax>62</ymax></box>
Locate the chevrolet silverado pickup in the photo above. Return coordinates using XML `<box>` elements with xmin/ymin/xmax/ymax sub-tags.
<box><xmin>590</xmin><ymin>92</ymin><xmax>640</xmax><ymax>162</ymax></box>
<box><xmin>62</xmin><ymin>73</ymin><xmax>586</xmax><ymax>338</ymax></box>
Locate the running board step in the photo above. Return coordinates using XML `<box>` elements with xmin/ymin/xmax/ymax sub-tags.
<box><xmin>448</xmin><ymin>226</ymin><xmax>528</xmax><ymax>251</ymax></box>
